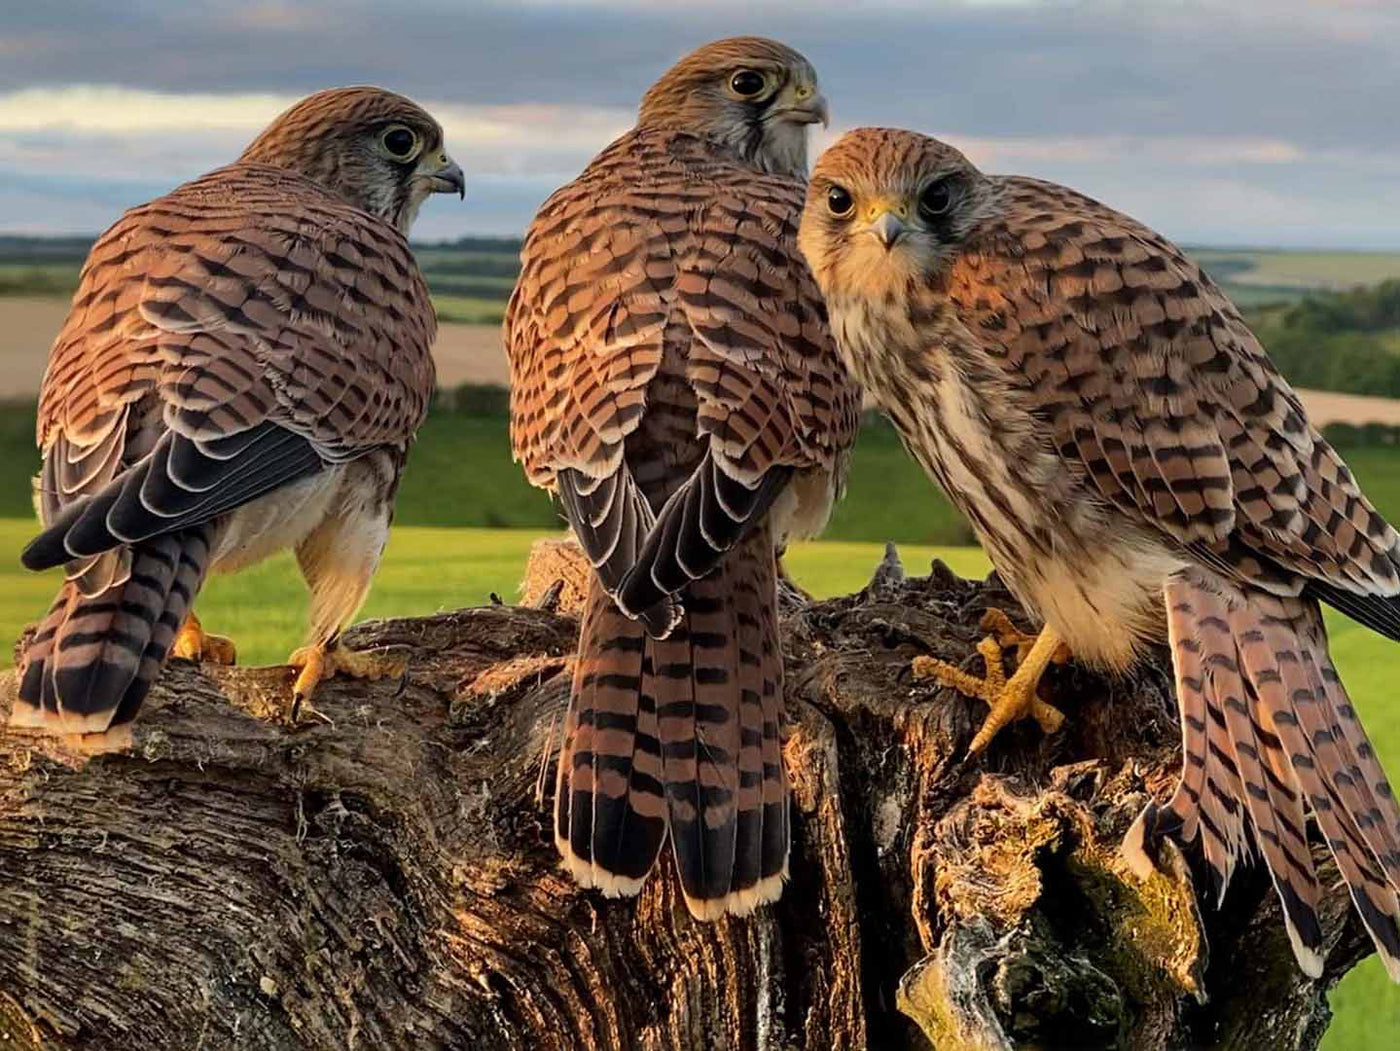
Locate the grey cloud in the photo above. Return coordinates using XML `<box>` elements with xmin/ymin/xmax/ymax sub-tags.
<box><xmin>0</xmin><ymin>1</ymin><xmax>1396</xmax><ymax>245</ymax></box>
<box><xmin>4</xmin><ymin>2</ymin><xmax>1397</xmax><ymax>148</ymax></box>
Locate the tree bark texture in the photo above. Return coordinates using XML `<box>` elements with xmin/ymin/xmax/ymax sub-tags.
<box><xmin>0</xmin><ymin>542</ymin><xmax>1374</xmax><ymax>1050</ymax></box>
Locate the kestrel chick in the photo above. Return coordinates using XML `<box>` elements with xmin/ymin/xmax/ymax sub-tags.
<box><xmin>506</xmin><ymin>37</ymin><xmax>860</xmax><ymax>918</ymax></box>
<box><xmin>15</xmin><ymin>87</ymin><xmax>464</xmax><ymax>736</ymax></box>
<box><xmin>800</xmin><ymin>127</ymin><xmax>1400</xmax><ymax>979</ymax></box>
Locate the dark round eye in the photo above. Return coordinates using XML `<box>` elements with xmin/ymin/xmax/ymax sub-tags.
<box><xmin>919</xmin><ymin>178</ymin><xmax>954</xmax><ymax>220</ymax></box>
<box><xmin>380</xmin><ymin>125</ymin><xmax>420</xmax><ymax>160</ymax></box>
<box><xmin>730</xmin><ymin>70</ymin><xmax>766</xmax><ymax>98</ymax></box>
<box><xmin>826</xmin><ymin>184</ymin><xmax>854</xmax><ymax>217</ymax></box>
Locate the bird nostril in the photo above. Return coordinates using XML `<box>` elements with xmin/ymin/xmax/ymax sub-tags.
<box><xmin>868</xmin><ymin>205</ymin><xmax>907</xmax><ymax>222</ymax></box>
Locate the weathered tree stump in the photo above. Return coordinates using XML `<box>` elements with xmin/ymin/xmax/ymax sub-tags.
<box><xmin>0</xmin><ymin>543</ymin><xmax>1372</xmax><ymax>1049</ymax></box>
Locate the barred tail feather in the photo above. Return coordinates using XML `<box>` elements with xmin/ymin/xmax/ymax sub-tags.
<box><xmin>654</xmin><ymin>526</ymin><xmax>788</xmax><ymax>918</ymax></box>
<box><xmin>1128</xmin><ymin>603</ymin><xmax>1253</xmax><ymax>905</ymax></box>
<box><xmin>1132</xmin><ymin>569</ymin><xmax>1400</xmax><ymax>981</ymax></box>
<box><xmin>555</xmin><ymin>527</ymin><xmax>789</xmax><ymax>918</ymax></box>
<box><xmin>732</xmin><ymin>527</ymin><xmax>789</xmax><ymax>912</ymax></box>
<box><xmin>556</xmin><ymin>575</ymin><xmax>668</xmax><ymax>898</ymax></box>
<box><xmin>12</xmin><ymin>527</ymin><xmax>212</xmax><ymax>735</ymax></box>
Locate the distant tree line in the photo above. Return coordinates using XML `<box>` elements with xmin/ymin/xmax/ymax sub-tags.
<box><xmin>0</xmin><ymin>235</ymin><xmax>95</xmax><ymax>263</ymax></box>
<box><xmin>1321</xmin><ymin>421</ymin><xmax>1400</xmax><ymax>448</ymax></box>
<box><xmin>1255</xmin><ymin>279</ymin><xmax>1400</xmax><ymax>400</ymax></box>
<box><xmin>417</xmin><ymin>235</ymin><xmax>524</xmax><ymax>254</ymax></box>
<box><xmin>1281</xmin><ymin>279</ymin><xmax>1400</xmax><ymax>333</ymax></box>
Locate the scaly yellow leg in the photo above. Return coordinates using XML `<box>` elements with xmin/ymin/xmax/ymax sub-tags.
<box><xmin>912</xmin><ymin>609</ymin><xmax>1070</xmax><ymax>754</ymax></box>
<box><xmin>284</xmin><ymin>640</ymin><xmax>407</xmax><ymax>724</ymax></box>
<box><xmin>171</xmin><ymin>611</ymin><xmax>237</xmax><ymax>665</ymax></box>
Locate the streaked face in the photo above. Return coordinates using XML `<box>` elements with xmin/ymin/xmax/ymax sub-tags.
<box><xmin>359</xmin><ymin>115</ymin><xmax>466</xmax><ymax>233</ymax></box>
<box><xmin>241</xmin><ymin>87</ymin><xmax>465</xmax><ymax>234</ymax></box>
<box><xmin>639</xmin><ymin>37</ymin><xmax>830</xmax><ymax>178</ymax></box>
<box><xmin>800</xmin><ymin>128</ymin><xmax>987</xmax><ymax>302</ymax></box>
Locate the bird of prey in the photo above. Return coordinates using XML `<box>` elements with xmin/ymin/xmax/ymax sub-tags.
<box><xmin>799</xmin><ymin>127</ymin><xmax>1400</xmax><ymax>979</ymax></box>
<box><xmin>505</xmin><ymin>37</ymin><xmax>859</xmax><ymax>918</ymax></box>
<box><xmin>14</xmin><ymin>87</ymin><xmax>464</xmax><ymax>737</ymax></box>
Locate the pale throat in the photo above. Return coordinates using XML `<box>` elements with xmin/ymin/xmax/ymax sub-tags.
<box><xmin>751</xmin><ymin>121</ymin><xmax>809</xmax><ymax>178</ymax></box>
<box><xmin>396</xmin><ymin>190</ymin><xmax>429</xmax><ymax>234</ymax></box>
<box><xmin>826</xmin><ymin>273</ymin><xmax>961</xmax><ymax>398</ymax></box>
<box><xmin>829</xmin><ymin>295</ymin><xmax>920</xmax><ymax>396</ymax></box>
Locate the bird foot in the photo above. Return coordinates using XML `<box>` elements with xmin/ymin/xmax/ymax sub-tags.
<box><xmin>977</xmin><ymin>607</ymin><xmax>1071</xmax><ymax>665</ymax></box>
<box><xmin>171</xmin><ymin>612</ymin><xmax>237</xmax><ymax>665</ymax></box>
<box><xmin>284</xmin><ymin>643</ymin><xmax>407</xmax><ymax>725</ymax></box>
<box><xmin>912</xmin><ymin>610</ymin><xmax>1069</xmax><ymax>754</ymax></box>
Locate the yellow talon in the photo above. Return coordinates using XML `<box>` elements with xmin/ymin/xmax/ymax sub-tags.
<box><xmin>171</xmin><ymin>611</ymin><xmax>237</xmax><ymax>665</ymax></box>
<box><xmin>912</xmin><ymin>609</ymin><xmax>1069</xmax><ymax>754</ymax></box>
<box><xmin>284</xmin><ymin>641</ymin><xmax>407</xmax><ymax>725</ymax></box>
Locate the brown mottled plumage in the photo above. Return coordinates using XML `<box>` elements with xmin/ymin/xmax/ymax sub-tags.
<box><xmin>505</xmin><ymin>38</ymin><xmax>859</xmax><ymax>918</ymax></box>
<box><xmin>15</xmin><ymin>87</ymin><xmax>463</xmax><ymax>735</ymax></box>
<box><xmin>800</xmin><ymin>127</ymin><xmax>1400</xmax><ymax>979</ymax></box>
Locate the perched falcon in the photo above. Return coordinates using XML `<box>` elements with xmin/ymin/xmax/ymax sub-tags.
<box><xmin>799</xmin><ymin>127</ymin><xmax>1400</xmax><ymax>980</ymax></box>
<box><xmin>14</xmin><ymin>87</ymin><xmax>464</xmax><ymax>736</ymax></box>
<box><xmin>506</xmin><ymin>37</ymin><xmax>859</xmax><ymax>918</ymax></box>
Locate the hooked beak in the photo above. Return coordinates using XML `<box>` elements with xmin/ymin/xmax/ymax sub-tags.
<box><xmin>418</xmin><ymin>151</ymin><xmax>466</xmax><ymax>199</ymax></box>
<box><xmin>429</xmin><ymin>159</ymin><xmax>466</xmax><ymax>199</ymax></box>
<box><xmin>868</xmin><ymin>210</ymin><xmax>907</xmax><ymax>249</ymax></box>
<box><xmin>789</xmin><ymin>92</ymin><xmax>830</xmax><ymax>129</ymax></box>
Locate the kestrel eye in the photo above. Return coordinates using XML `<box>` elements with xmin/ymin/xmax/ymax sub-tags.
<box><xmin>919</xmin><ymin>179</ymin><xmax>955</xmax><ymax>220</ymax></box>
<box><xmin>380</xmin><ymin>125</ymin><xmax>421</xmax><ymax>161</ymax></box>
<box><xmin>730</xmin><ymin>70</ymin><xmax>767</xmax><ymax>98</ymax></box>
<box><xmin>826</xmin><ymin>184</ymin><xmax>854</xmax><ymax>218</ymax></box>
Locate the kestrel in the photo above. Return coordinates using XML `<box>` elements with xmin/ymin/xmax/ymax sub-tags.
<box><xmin>505</xmin><ymin>38</ymin><xmax>860</xmax><ymax>918</ymax></box>
<box><xmin>799</xmin><ymin>127</ymin><xmax>1400</xmax><ymax>979</ymax></box>
<box><xmin>14</xmin><ymin>87</ymin><xmax>464</xmax><ymax>736</ymax></box>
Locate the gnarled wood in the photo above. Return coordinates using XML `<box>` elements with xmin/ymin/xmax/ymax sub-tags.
<box><xmin>0</xmin><ymin>543</ymin><xmax>1371</xmax><ymax>1049</ymax></box>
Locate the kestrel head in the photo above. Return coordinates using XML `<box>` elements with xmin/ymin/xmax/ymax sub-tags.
<box><xmin>800</xmin><ymin>128</ymin><xmax>992</xmax><ymax>302</ymax></box>
<box><xmin>638</xmin><ymin>37</ymin><xmax>828</xmax><ymax>178</ymax></box>
<box><xmin>240</xmin><ymin>86</ymin><xmax>465</xmax><ymax>234</ymax></box>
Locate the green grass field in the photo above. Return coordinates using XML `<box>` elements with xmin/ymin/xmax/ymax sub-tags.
<box><xmin>430</xmin><ymin>294</ymin><xmax>508</xmax><ymax>325</ymax></box>
<box><xmin>0</xmin><ymin>517</ymin><xmax>1395</xmax><ymax>1044</ymax></box>
<box><xmin>1192</xmin><ymin>248</ymin><xmax>1400</xmax><ymax>293</ymax></box>
<box><xmin>0</xmin><ymin>262</ymin><xmax>78</xmax><ymax>297</ymax></box>
<box><xmin>0</xmin><ymin>402</ymin><xmax>981</xmax><ymax>544</ymax></box>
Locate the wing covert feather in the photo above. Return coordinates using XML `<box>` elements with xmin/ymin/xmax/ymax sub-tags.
<box><xmin>34</xmin><ymin>163</ymin><xmax>437</xmax><ymax>537</ymax></box>
<box><xmin>953</xmin><ymin>177</ymin><xmax>1400</xmax><ymax>600</ymax></box>
<box><xmin>506</xmin><ymin>128</ymin><xmax>859</xmax><ymax>603</ymax></box>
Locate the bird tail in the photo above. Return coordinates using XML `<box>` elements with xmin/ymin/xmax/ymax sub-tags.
<box><xmin>556</xmin><ymin>525</ymin><xmax>788</xmax><ymax>918</ymax></box>
<box><xmin>1125</xmin><ymin>568</ymin><xmax>1400</xmax><ymax>981</ymax></box>
<box><xmin>12</xmin><ymin>527</ymin><xmax>213</xmax><ymax>735</ymax></box>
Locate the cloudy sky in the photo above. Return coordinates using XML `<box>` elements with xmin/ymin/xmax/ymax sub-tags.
<box><xmin>1</xmin><ymin>0</ymin><xmax>1396</xmax><ymax>247</ymax></box>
